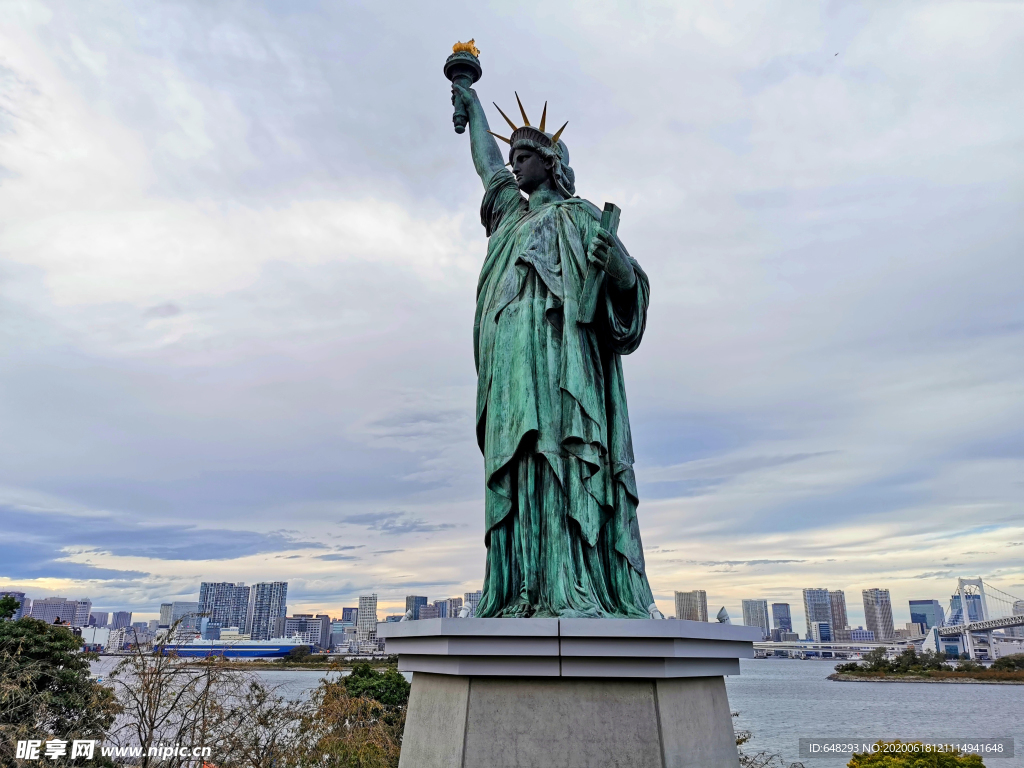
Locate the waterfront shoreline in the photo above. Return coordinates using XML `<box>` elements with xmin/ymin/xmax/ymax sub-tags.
<box><xmin>829</xmin><ymin>673</ymin><xmax>1024</xmax><ymax>685</ymax></box>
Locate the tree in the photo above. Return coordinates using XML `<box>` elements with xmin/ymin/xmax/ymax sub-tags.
<box><xmin>286</xmin><ymin>645</ymin><xmax>312</xmax><ymax>661</ymax></box>
<box><xmin>0</xmin><ymin>595</ymin><xmax>19</xmax><ymax>620</ymax></box>
<box><xmin>848</xmin><ymin>742</ymin><xmax>984</xmax><ymax>767</ymax></box>
<box><xmin>0</xmin><ymin>617</ymin><xmax>118</xmax><ymax>766</ymax></box>
<box><xmin>344</xmin><ymin>664</ymin><xmax>410</xmax><ymax>708</ymax></box>
<box><xmin>862</xmin><ymin>647</ymin><xmax>891</xmax><ymax>672</ymax></box>
<box><xmin>991</xmin><ymin>653</ymin><xmax>1024</xmax><ymax>671</ymax></box>
<box><xmin>291</xmin><ymin>679</ymin><xmax>405</xmax><ymax>768</ymax></box>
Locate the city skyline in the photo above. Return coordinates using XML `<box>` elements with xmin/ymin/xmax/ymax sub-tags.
<box><xmin>6</xmin><ymin>578</ymin><xmax>990</xmax><ymax>637</ymax></box>
<box><xmin>2</xmin><ymin>4</ymin><xmax>1022</xmax><ymax>625</ymax></box>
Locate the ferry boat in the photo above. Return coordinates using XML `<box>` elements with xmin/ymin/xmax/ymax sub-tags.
<box><xmin>158</xmin><ymin>637</ymin><xmax>308</xmax><ymax>659</ymax></box>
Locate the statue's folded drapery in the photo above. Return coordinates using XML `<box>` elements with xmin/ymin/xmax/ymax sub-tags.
<box><xmin>474</xmin><ymin>169</ymin><xmax>655</xmax><ymax>618</ymax></box>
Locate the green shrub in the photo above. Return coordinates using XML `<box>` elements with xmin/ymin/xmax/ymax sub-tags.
<box><xmin>848</xmin><ymin>741</ymin><xmax>984</xmax><ymax>767</ymax></box>
<box><xmin>344</xmin><ymin>663</ymin><xmax>411</xmax><ymax>707</ymax></box>
<box><xmin>991</xmin><ymin>653</ymin><xmax>1024</xmax><ymax>671</ymax></box>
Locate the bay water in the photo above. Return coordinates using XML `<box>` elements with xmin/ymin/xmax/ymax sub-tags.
<box><xmin>91</xmin><ymin>656</ymin><xmax>1022</xmax><ymax>766</ymax></box>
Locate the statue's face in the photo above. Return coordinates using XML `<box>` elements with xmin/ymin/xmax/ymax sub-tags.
<box><xmin>512</xmin><ymin>148</ymin><xmax>552</xmax><ymax>195</ymax></box>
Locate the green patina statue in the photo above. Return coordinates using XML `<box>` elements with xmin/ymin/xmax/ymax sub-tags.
<box><xmin>446</xmin><ymin>43</ymin><xmax>662</xmax><ymax>620</ymax></box>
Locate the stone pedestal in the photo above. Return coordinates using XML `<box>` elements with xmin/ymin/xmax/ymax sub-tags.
<box><xmin>378</xmin><ymin>618</ymin><xmax>760</xmax><ymax>768</ymax></box>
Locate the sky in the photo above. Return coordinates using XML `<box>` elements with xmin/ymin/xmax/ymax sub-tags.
<box><xmin>1</xmin><ymin>1</ymin><xmax>1023</xmax><ymax>633</ymax></box>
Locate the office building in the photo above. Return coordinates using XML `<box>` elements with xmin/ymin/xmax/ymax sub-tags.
<box><xmin>862</xmin><ymin>588</ymin><xmax>895</xmax><ymax>641</ymax></box>
<box><xmin>30</xmin><ymin>597</ymin><xmax>91</xmax><ymax>626</ymax></box>
<box><xmin>170</xmin><ymin>601</ymin><xmax>200</xmax><ymax>632</ymax></box>
<box><xmin>158</xmin><ymin>604</ymin><xmax>173</xmax><ymax>627</ymax></box>
<box><xmin>770</xmin><ymin>628</ymin><xmax>799</xmax><ymax>642</ymax></box>
<box><xmin>280</xmin><ymin>614</ymin><xmax>330</xmax><ymax>649</ymax></box>
<box><xmin>248</xmin><ymin>582</ymin><xmax>288</xmax><ymax>640</ymax></box>
<box><xmin>357</xmin><ymin>595</ymin><xmax>378</xmax><ymax>642</ymax></box>
<box><xmin>148</xmin><ymin>619</ymin><xmax>160</xmax><ymax>633</ymax></box>
<box><xmin>405</xmin><ymin>595</ymin><xmax>428</xmax><ymax>620</ymax></box>
<box><xmin>809</xmin><ymin>621</ymin><xmax>832</xmax><ymax>642</ymax></box>
<box><xmin>435</xmin><ymin>597</ymin><xmax>463</xmax><ymax>618</ymax></box>
<box><xmin>199</xmin><ymin>582</ymin><xmax>251</xmax><ymax>633</ymax></box>
<box><xmin>802</xmin><ymin>589</ymin><xmax>832</xmax><ymax>640</ymax></box>
<box><xmin>89</xmin><ymin>612</ymin><xmax>109</xmax><ymax>627</ymax></box>
<box><xmin>771</xmin><ymin>603</ymin><xmax>792</xmax><ymax>633</ymax></box>
<box><xmin>0</xmin><ymin>591</ymin><xmax>28</xmax><ymax>621</ymax></box>
<box><xmin>418</xmin><ymin>604</ymin><xmax>440</xmax><ymax>620</ymax></box>
<box><xmin>341</xmin><ymin>607</ymin><xmax>358</xmax><ymax>624</ymax></box>
<box><xmin>741</xmin><ymin>599</ymin><xmax>770</xmax><ymax>639</ymax></box>
<box><xmin>829</xmin><ymin>590</ymin><xmax>848</xmax><ymax>633</ymax></box>
<box><xmin>849</xmin><ymin>627</ymin><xmax>875</xmax><ymax>642</ymax></box>
<box><xmin>111</xmin><ymin>611</ymin><xmax>132</xmax><ymax>629</ymax></box>
<box><xmin>909</xmin><ymin>599</ymin><xmax>944</xmax><ymax>630</ymax></box>
<box><xmin>464</xmin><ymin>590</ymin><xmax>483</xmax><ymax>618</ymax></box>
<box><xmin>674</xmin><ymin>590</ymin><xmax>708</xmax><ymax>622</ymax></box>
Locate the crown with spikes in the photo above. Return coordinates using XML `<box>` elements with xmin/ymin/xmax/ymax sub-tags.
<box><xmin>487</xmin><ymin>92</ymin><xmax>568</xmax><ymax>159</ymax></box>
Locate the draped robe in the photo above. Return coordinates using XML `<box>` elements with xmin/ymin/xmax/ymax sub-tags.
<box><xmin>474</xmin><ymin>169</ymin><xmax>655</xmax><ymax>619</ymax></box>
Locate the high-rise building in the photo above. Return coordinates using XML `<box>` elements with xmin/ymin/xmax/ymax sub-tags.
<box><xmin>29</xmin><ymin>597</ymin><xmax>80</xmax><ymax>626</ymax></box>
<box><xmin>89</xmin><ymin>612</ymin><xmax>109</xmax><ymax>627</ymax></box>
<box><xmin>829</xmin><ymin>590</ymin><xmax>848</xmax><ymax>632</ymax></box>
<box><xmin>0</xmin><ymin>591</ymin><xmax>28</xmax><ymax>621</ymax></box>
<box><xmin>111</xmin><ymin>611</ymin><xmax>132</xmax><ymax>629</ymax></box>
<box><xmin>159</xmin><ymin>603</ymin><xmax>173</xmax><ymax>627</ymax></box>
<box><xmin>148</xmin><ymin>619</ymin><xmax>160</xmax><ymax>633</ymax></box>
<box><xmin>418</xmin><ymin>604</ymin><xmax>440</xmax><ymax>620</ymax></box>
<box><xmin>248</xmin><ymin>582</ymin><xmax>288</xmax><ymax>640</ymax></box>
<box><xmin>771</xmin><ymin>603</ymin><xmax>792</xmax><ymax>633</ymax></box>
<box><xmin>170</xmin><ymin>602</ymin><xmax>200</xmax><ymax>632</ymax></box>
<box><xmin>909</xmin><ymin>599</ymin><xmax>944</xmax><ymax>630</ymax></box>
<box><xmin>674</xmin><ymin>590</ymin><xmax>708</xmax><ymax>622</ymax></box>
<box><xmin>73</xmin><ymin>599</ymin><xmax>92</xmax><ymax>627</ymax></box>
<box><xmin>434</xmin><ymin>597</ymin><xmax>463</xmax><ymax>618</ymax></box>
<box><xmin>741</xmin><ymin>599</ymin><xmax>770</xmax><ymax>639</ymax></box>
<box><xmin>862</xmin><ymin>588</ymin><xmax>895</xmax><ymax>641</ymax></box>
<box><xmin>357</xmin><ymin>595</ymin><xmax>378</xmax><ymax>642</ymax></box>
<box><xmin>802</xmin><ymin>589</ymin><xmax>832</xmax><ymax>640</ymax></box>
<box><xmin>405</xmin><ymin>595</ymin><xmax>428</xmax><ymax>620</ymax></box>
<box><xmin>341</xmin><ymin>607</ymin><xmax>358</xmax><ymax>624</ymax></box>
<box><xmin>464</xmin><ymin>591</ymin><xmax>483</xmax><ymax>618</ymax></box>
<box><xmin>199</xmin><ymin>582</ymin><xmax>251</xmax><ymax>633</ymax></box>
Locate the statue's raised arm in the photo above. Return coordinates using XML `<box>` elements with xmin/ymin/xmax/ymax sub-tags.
<box><xmin>451</xmin><ymin>84</ymin><xmax>505</xmax><ymax>188</ymax></box>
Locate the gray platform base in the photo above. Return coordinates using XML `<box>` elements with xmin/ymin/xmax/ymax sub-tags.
<box><xmin>399</xmin><ymin>672</ymin><xmax>740</xmax><ymax>768</ymax></box>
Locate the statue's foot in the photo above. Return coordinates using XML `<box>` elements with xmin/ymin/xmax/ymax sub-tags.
<box><xmin>502</xmin><ymin>598</ymin><xmax>534</xmax><ymax>618</ymax></box>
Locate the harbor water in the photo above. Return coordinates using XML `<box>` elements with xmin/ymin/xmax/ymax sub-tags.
<box><xmin>91</xmin><ymin>656</ymin><xmax>1023</xmax><ymax>766</ymax></box>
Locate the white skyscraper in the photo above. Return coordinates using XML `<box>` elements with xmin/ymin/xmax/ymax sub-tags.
<box><xmin>862</xmin><ymin>588</ymin><xmax>895</xmax><ymax>641</ymax></box>
<box><xmin>741</xmin><ymin>599</ymin><xmax>770</xmax><ymax>639</ymax></box>
<box><xmin>674</xmin><ymin>590</ymin><xmax>708</xmax><ymax>622</ymax></box>
<box><xmin>248</xmin><ymin>582</ymin><xmax>288</xmax><ymax>640</ymax></box>
<box><xmin>357</xmin><ymin>594</ymin><xmax>378</xmax><ymax>642</ymax></box>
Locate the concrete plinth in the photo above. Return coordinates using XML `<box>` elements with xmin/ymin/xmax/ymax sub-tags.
<box><xmin>379</xmin><ymin>618</ymin><xmax>759</xmax><ymax>768</ymax></box>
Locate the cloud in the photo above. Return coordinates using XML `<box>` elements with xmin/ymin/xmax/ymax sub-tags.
<box><xmin>339</xmin><ymin>512</ymin><xmax>457</xmax><ymax>536</ymax></box>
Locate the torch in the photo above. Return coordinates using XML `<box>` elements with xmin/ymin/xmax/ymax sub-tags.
<box><xmin>444</xmin><ymin>40</ymin><xmax>482</xmax><ymax>134</ymax></box>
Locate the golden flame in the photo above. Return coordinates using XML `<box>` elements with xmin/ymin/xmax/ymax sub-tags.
<box><xmin>452</xmin><ymin>39</ymin><xmax>480</xmax><ymax>57</ymax></box>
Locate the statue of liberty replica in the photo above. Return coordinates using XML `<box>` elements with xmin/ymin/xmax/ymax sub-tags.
<box><xmin>446</xmin><ymin>42</ymin><xmax>661</xmax><ymax>621</ymax></box>
<box><xmin>381</xmin><ymin>43</ymin><xmax>755</xmax><ymax>768</ymax></box>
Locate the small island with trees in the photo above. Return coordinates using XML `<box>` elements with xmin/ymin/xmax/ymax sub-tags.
<box><xmin>830</xmin><ymin>647</ymin><xmax>1024</xmax><ymax>684</ymax></box>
